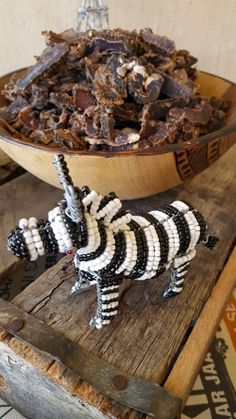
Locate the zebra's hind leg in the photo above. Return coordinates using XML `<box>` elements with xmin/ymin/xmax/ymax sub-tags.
<box><xmin>163</xmin><ymin>249</ymin><xmax>196</xmax><ymax>298</ymax></box>
<box><xmin>90</xmin><ymin>281</ymin><xmax>120</xmax><ymax>329</ymax></box>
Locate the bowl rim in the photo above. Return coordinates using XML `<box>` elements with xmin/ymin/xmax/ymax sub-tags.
<box><xmin>0</xmin><ymin>69</ymin><xmax>236</xmax><ymax>158</ymax></box>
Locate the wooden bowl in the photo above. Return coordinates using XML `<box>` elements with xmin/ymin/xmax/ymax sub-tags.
<box><xmin>0</xmin><ymin>70</ymin><xmax>235</xmax><ymax>199</ymax></box>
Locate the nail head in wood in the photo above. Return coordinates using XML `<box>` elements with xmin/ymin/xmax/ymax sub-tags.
<box><xmin>7</xmin><ymin>318</ymin><xmax>24</xmax><ymax>333</ymax></box>
<box><xmin>111</xmin><ymin>374</ymin><xmax>128</xmax><ymax>391</ymax></box>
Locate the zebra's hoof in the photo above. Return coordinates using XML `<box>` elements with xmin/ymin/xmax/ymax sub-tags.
<box><xmin>70</xmin><ymin>285</ymin><xmax>80</xmax><ymax>295</ymax></box>
<box><xmin>90</xmin><ymin>316</ymin><xmax>103</xmax><ymax>330</ymax></box>
<box><xmin>163</xmin><ymin>288</ymin><xmax>177</xmax><ymax>298</ymax></box>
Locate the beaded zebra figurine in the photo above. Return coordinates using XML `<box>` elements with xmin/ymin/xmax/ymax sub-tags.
<box><xmin>7</xmin><ymin>154</ymin><xmax>218</xmax><ymax>329</ymax></box>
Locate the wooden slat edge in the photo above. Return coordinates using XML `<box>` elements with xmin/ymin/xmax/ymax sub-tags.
<box><xmin>164</xmin><ymin>246</ymin><xmax>236</xmax><ymax>404</ymax></box>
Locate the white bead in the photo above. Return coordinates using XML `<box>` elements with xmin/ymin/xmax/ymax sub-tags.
<box><xmin>23</xmin><ymin>231</ymin><xmax>31</xmax><ymax>239</ymax></box>
<box><xmin>25</xmin><ymin>238</ymin><xmax>33</xmax><ymax>245</ymax></box>
<box><xmin>37</xmin><ymin>248</ymin><xmax>45</xmax><ymax>256</ymax></box>
<box><xmin>28</xmin><ymin>217</ymin><xmax>38</xmax><ymax>228</ymax></box>
<box><xmin>28</xmin><ymin>243</ymin><xmax>36</xmax><ymax>251</ymax></box>
<box><xmin>19</xmin><ymin>218</ymin><xmax>28</xmax><ymax>229</ymax></box>
<box><xmin>35</xmin><ymin>241</ymin><xmax>43</xmax><ymax>249</ymax></box>
<box><xmin>33</xmin><ymin>235</ymin><xmax>41</xmax><ymax>242</ymax></box>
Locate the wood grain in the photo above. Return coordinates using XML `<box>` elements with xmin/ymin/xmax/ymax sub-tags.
<box><xmin>164</xmin><ymin>246</ymin><xmax>236</xmax><ymax>403</ymax></box>
<box><xmin>0</xmin><ymin>145</ymin><xmax>235</xmax><ymax>418</ymax></box>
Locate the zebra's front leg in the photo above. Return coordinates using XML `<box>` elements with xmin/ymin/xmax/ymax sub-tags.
<box><xmin>90</xmin><ymin>281</ymin><xmax>120</xmax><ymax>329</ymax></box>
<box><xmin>70</xmin><ymin>269</ymin><xmax>93</xmax><ymax>295</ymax></box>
<box><xmin>163</xmin><ymin>249</ymin><xmax>196</xmax><ymax>298</ymax></box>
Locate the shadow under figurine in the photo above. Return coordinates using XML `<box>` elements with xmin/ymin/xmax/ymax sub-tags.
<box><xmin>7</xmin><ymin>154</ymin><xmax>219</xmax><ymax>329</ymax></box>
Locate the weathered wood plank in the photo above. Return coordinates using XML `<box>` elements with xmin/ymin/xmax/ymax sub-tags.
<box><xmin>0</xmin><ymin>173</ymin><xmax>61</xmax><ymax>282</ymax></box>
<box><xmin>0</xmin><ymin>161</ymin><xmax>25</xmax><ymax>186</ymax></box>
<box><xmin>164</xmin><ymin>246</ymin><xmax>236</xmax><ymax>403</ymax></box>
<box><xmin>0</xmin><ymin>342</ymin><xmax>107</xmax><ymax>419</ymax></box>
<box><xmin>0</xmin><ymin>146</ymin><xmax>235</xmax><ymax>418</ymax></box>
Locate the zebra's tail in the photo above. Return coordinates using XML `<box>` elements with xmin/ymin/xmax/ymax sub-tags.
<box><xmin>202</xmin><ymin>234</ymin><xmax>219</xmax><ymax>249</ymax></box>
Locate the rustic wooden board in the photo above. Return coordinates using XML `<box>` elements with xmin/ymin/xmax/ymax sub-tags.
<box><xmin>0</xmin><ymin>161</ymin><xmax>25</xmax><ymax>186</ymax></box>
<box><xmin>164</xmin><ymin>247</ymin><xmax>236</xmax><ymax>402</ymax></box>
<box><xmin>0</xmin><ymin>145</ymin><xmax>235</xmax><ymax>418</ymax></box>
<box><xmin>0</xmin><ymin>173</ymin><xmax>61</xmax><ymax>282</ymax></box>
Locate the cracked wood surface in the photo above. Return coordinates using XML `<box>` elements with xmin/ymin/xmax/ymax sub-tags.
<box><xmin>0</xmin><ymin>145</ymin><xmax>235</xmax><ymax>418</ymax></box>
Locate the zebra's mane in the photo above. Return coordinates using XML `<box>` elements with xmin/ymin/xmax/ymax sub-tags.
<box><xmin>81</xmin><ymin>188</ymin><xmax>131</xmax><ymax>232</ymax></box>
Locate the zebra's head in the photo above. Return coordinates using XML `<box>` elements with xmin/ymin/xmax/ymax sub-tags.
<box><xmin>7</xmin><ymin>155</ymin><xmax>86</xmax><ymax>261</ymax></box>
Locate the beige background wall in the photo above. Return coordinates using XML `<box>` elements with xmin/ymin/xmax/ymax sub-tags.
<box><xmin>0</xmin><ymin>0</ymin><xmax>235</xmax><ymax>81</ymax></box>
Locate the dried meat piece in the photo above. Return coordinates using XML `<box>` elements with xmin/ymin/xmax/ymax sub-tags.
<box><xmin>30</xmin><ymin>84</ymin><xmax>49</xmax><ymax>110</ymax></box>
<box><xmin>83</xmin><ymin>106</ymin><xmax>115</xmax><ymax>140</ymax></box>
<box><xmin>149</xmin><ymin>121</ymin><xmax>178</xmax><ymax>145</ymax></box>
<box><xmin>113</xmin><ymin>102</ymin><xmax>141</xmax><ymax>130</ymax></box>
<box><xmin>49</xmin><ymin>92</ymin><xmax>74</xmax><ymax>110</ymax></box>
<box><xmin>53</xmin><ymin>128</ymin><xmax>86</xmax><ymax>150</ymax></box>
<box><xmin>169</xmin><ymin>100</ymin><xmax>212</xmax><ymax>126</ymax></box>
<box><xmin>162</xmin><ymin>74</ymin><xmax>192</xmax><ymax>99</ymax></box>
<box><xmin>114</xmin><ymin>128</ymin><xmax>140</xmax><ymax>145</ymax></box>
<box><xmin>87</xmin><ymin>38</ymin><xmax>128</xmax><ymax>55</ymax></box>
<box><xmin>73</xmin><ymin>85</ymin><xmax>96</xmax><ymax>111</ymax></box>
<box><xmin>30</xmin><ymin>129</ymin><xmax>53</xmax><ymax>145</ymax></box>
<box><xmin>19</xmin><ymin>107</ymin><xmax>39</xmax><ymax>130</ymax></box>
<box><xmin>0</xmin><ymin>27</ymin><xmax>228</xmax><ymax>152</ymax></box>
<box><xmin>93</xmin><ymin>56</ymin><xmax>127</xmax><ymax>105</ymax></box>
<box><xmin>128</xmin><ymin>68</ymin><xmax>163</xmax><ymax>104</ymax></box>
<box><xmin>140</xmin><ymin>28</ymin><xmax>175</xmax><ymax>55</ymax></box>
<box><xmin>15</xmin><ymin>43</ymin><xmax>69</xmax><ymax>90</ymax></box>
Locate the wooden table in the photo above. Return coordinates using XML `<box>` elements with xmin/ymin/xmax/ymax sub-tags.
<box><xmin>0</xmin><ymin>146</ymin><xmax>235</xmax><ymax>419</ymax></box>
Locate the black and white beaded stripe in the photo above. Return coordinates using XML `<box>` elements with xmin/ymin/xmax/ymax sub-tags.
<box><xmin>128</xmin><ymin>215</ymin><xmax>156</xmax><ymax>279</ymax></box>
<box><xmin>96</xmin><ymin>193</ymin><xmax>122</xmax><ymax>223</ymax></box>
<box><xmin>100</xmin><ymin>285</ymin><xmax>120</xmax><ymax>322</ymax></box>
<box><xmin>59</xmin><ymin>201</ymin><xmax>80</xmax><ymax>248</ymax></box>
<box><xmin>80</xmin><ymin>270</ymin><xmax>97</xmax><ymax>283</ymax></box>
<box><xmin>44</xmin><ymin>221</ymin><xmax>59</xmax><ymax>253</ymax></box>
<box><xmin>111</xmin><ymin>210</ymin><xmax>128</xmax><ymax>223</ymax></box>
<box><xmin>164</xmin><ymin>205</ymin><xmax>192</xmax><ymax>255</ymax></box>
<box><xmin>176</xmin><ymin>261</ymin><xmax>191</xmax><ymax>274</ymax></box>
<box><xmin>97</xmin><ymin>232</ymin><xmax>126</xmax><ymax>278</ymax></box>
<box><xmin>79</xmin><ymin>216</ymin><xmax>88</xmax><ymax>247</ymax></box>
<box><xmin>128</xmin><ymin>228</ymin><xmax>149</xmax><ymax>279</ymax></box>
<box><xmin>128</xmin><ymin>219</ymin><xmax>141</xmax><ymax>231</ymax></box>
<box><xmin>192</xmin><ymin>210</ymin><xmax>207</xmax><ymax>243</ymax></box>
<box><xmin>97</xmin><ymin>192</ymin><xmax>117</xmax><ymax>212</ymax></box>
<box><xmin>37</xmin><ymin>220</ymin><xmax>56</xmax><ymax>254</ymax></box>
<box><xmin>77</xmin><ymin>222</ymin><xmax>106</xmax><ymax>261</ymax></box>
<box><xmin>180</xmin><ymin>200</ymin><xmax>194</xmax><ymax>210</ymax></box>
<box><xmin>162</xmin><ymin>205</ymin><xmax>191</xmax><ymax>255</ymax></box>
<box><xmin>143</xmin><ymin>213</ymin><xmax>169</xmax><ymax>268</ymax></box>
<box><xmin>159</xmin><ymin>205</ymin><xmax>181</xmax><ymax>260</ymax></box>
<box><xmin>7</xmin><ymin>228</ymin><xmax>30</xmax><ymax>261</ymax></box>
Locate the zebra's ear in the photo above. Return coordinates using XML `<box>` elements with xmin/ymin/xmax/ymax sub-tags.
<box><xmin>53</xmin><ymin>154</ymin><xmax>83</xmax><ymax>223</ymax></box>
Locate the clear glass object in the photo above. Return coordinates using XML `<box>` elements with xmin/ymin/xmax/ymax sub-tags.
<box><xmin>77</xmin><ymin>0</ymin><xmax>109</xmax><ymax>31</ymax></box>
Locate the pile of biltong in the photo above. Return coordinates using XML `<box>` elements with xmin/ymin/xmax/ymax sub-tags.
<box><xmin>0</xmin><ymin>28</ymin><xmax>229</xmax><ymax>151</ymax></box>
